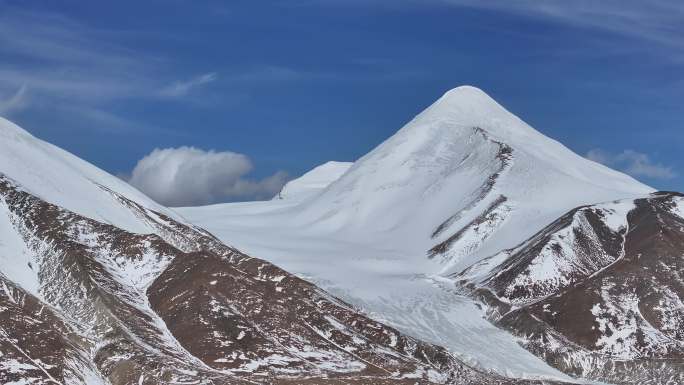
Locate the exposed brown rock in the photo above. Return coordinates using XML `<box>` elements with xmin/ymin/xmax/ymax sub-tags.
<box><xmin>458</xmin><ymin>193</ymin><xmax>684</xmax><ymax>384</ymax></box>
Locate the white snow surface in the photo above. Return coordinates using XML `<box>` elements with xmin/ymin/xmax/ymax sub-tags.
<box><xmin>274</xmin><ymin>161</ymin><xmax>352</xmax><ymax>201</ymax></box>
<box><xmin>0</xmin><ymin>117</ymin><xmax>185</xmax><ymax>234</ymax></box>
<box><xmin>179</xmin><ymin>86</ymin><xmax>652</xmax><ymax>381</ymax></box>
<box><xmin>287</xmin><ymin>86</ymin><xmax>652</xmax><ymax>273</ymax></box>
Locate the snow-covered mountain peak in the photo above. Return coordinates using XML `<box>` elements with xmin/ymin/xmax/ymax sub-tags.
<box><xmin>286</xmin><ymin>86</ymin><xmax>652</xmax><ymax>273</ymax></box>
<box><xmin>274</xmin><ymin>160</ymin><xmax>352</xmax><ymax>201</ymax></box>
<box><xmin>177</xmin><ymin>86</ymin><xmax>678</xmax><ymax>383</ymax></box>
<box><xmin>427</xmin><ymin>85</ymin><xmax>508</xmax><ymax>119</ymax></box>
<box><xmin>409</xmin><ymin>86</ymin><xmax>556</xmax><ymax>153</ymax></box>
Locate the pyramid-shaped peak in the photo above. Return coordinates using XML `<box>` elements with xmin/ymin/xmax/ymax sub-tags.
<box><xmin>276</xmin><ymin>160</ymin><xmax>352</xmax><ymax>201</ymax></box>
<box><xmin>438</xmin><ymin>85</ymin><xmax>500</xmax><ymax>106</ymax></box>
<box><xmin>427</xmin><ymin>85</ymin><xmax>511</xmax><ymax>119</ymax></box>
<box><xmin>408</xmin><ymin>85</ymin><xmax>538</xmax><ymax>145</ymax></box>
<box><xmin>442</xmin><ymin>85</ymin><xmax>491</xmax><ymax>98</ymax></box>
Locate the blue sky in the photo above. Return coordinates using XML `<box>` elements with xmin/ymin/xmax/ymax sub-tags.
<box><xmin>0</xmin><ymin>1</ymin><xmax>682</xmax><ymax>205</ymax></box>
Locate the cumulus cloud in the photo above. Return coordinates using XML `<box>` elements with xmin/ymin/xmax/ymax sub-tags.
<box><xmin>160</xmin><ymin>73</ymin><xmax>218</xmax><ymax>98</ymax></box>
<box><xmin>586</xmin><ymin>148</ymin><xmax>676</xmax><ymax>180</ymax></box>
<box><xmin>128</xmin><ymin>147</ymin><xmax>288</xmax><ymax>206</ymax></box>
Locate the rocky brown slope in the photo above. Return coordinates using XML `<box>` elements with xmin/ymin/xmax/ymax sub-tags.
<box><xmin>456</xmin><ymin>192</ymin><xmax>684</xmax><ymax>385</ymax></box>
<box><xmin>0</xmin><ymin>174</ymin><xmax>567</xmax><ymax>385</ymax></box>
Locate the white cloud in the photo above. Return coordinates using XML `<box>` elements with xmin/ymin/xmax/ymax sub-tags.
<box><xmin>0</xmin><ymin>10</ymin><xmax>154</xmax><ymax>102</ymax></box>
<box><xmin>0</xmin><ymin>9</ymin><xmax>166</xmax><ymax>132</ymax></box>
<box><xmin>586</xmin><ymin>148</ymin><xmax>676</xmax><ymax>180</ymax></box>
<box><xmin>160</xmin><ymin>72</ymin><xmax>218</xmax><ymax>98</ymax></box>
<box><xmin>0</xmin><ymin>85</ymin><xmax>28</xmax><ymax>115</ymax></box>
<box><xmin>0</xmin><ymin>9</ymin><xmax>335</xmax><ymax>133</ymax></box>
<box><xmin>128</xmin><ymin>146</ymin><xmax>288</xmax><ymax>206</ymax></box>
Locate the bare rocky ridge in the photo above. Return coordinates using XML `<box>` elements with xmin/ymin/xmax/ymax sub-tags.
<box><xmin>0</xmin><ymin>174</ymin><xmax>564</xmax><ymax>385</ymax></box>
<box><xmin>0</xmin><ymin>277</ymin><xmax>98</xmax><ymax>385</ymax></box>
<box><xmin>456</xmin><ymin>192</ymin><xmax>684</xmax><ymax>384</ymax></box>
<box><xmin>429</xmin><ymin>127</ymin><xmax>513</xmax><ymax>258</ymax></box>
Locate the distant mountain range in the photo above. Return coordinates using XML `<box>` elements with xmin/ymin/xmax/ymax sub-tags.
<box><xmin>1</xmin><ymin>86</ymin><xmax>681</xmax><ymax>385</ymax></box>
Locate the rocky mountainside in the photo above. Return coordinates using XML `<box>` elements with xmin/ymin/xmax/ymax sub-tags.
<box><xmin>457</xmin><ymin>192</ymin><xmax>684</xmax><ymax>384</ymax></box>
<box><xmin>180</xmin><ymin>86</ymin><xmax>661</xmax><ymax>383</ymax></box>
<box><xmin>0</xmin><ymin>121</ymin><xmax>564</xmax><ymax>384</ymax></box>
<box><xmin>4</xmin><ymin>85</ymin><xmax>682</xmax><ymax>385</ymax></box>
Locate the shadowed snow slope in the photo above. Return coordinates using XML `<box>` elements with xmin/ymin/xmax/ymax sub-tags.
<box><xmin>0</xmin><ymin>116</ymin><xmax>184</xmax><ymax>234</ymax></box>
<box><xmin>180</xmin><ymin>86</ymin><xmax>652</xmax><ymax>381</ymax></box>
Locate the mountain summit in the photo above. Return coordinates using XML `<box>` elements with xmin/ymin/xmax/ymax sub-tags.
<box><xmin>289</xmin><ymin>86</ymin><xmax>651</xmax><ymax>273</ymax></box>
<box><xmin>412</xmin><ymin>85</ymin><xmax>541</xmax><ymax>139</ymax></box>
<box><xmin>2</xmin><ymin>85</ymin><xmax>676</xmax><ymax>385</ymax></box>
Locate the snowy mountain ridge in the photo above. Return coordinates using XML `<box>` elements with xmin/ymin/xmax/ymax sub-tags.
<box><xmin>274</xmin><ymin>161</ymin><xmax>352</xmax><ymax>201</ymax></box>
<box><xmin>456</xmin><ymin>192</ymin><xmax>684</xmax><ymax>383</ymax></box>
<box><xmin>0</xmin><ymin>102</ymin><xmax>572</xmax><ymax>384</ymax></box>
<box><xmin>2</xmin><ymin>85</ymin><xmax>681</xmax><ymax>385</ymax></box>
<box><xmin>180</xmin><ymin>86</ymin><xmax>657</xmax><ymax>383</ymax></box>
<box><xmin>248</xmin><ymin>86</ymin><xmax>652</xmax><ymax>273</ymax></box>
<box><xmin>0</xmin><ymin>116</ymin><xmax>184</xmax><ymax>234</ymax></box>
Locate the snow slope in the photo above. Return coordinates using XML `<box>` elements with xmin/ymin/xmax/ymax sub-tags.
<box><xmin>180</xmin><ymin>86</ymin><xmax>652</xmax><ymax>381</ymax></box>
<box><xmin>274</xmin><ymin>161</ymin><xmax>352</xmax><ymax>201</ymax></box>
<box><xmin>0</xmin><ymin>116</ymin><xmax>184</xmax><ymax>234</ymax></box>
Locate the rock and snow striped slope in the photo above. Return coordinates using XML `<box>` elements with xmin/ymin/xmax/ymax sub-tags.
<box><xmin>458</xmin><ymin>193</ymin><xmax>684</xmax><ymax>384</ymax></box>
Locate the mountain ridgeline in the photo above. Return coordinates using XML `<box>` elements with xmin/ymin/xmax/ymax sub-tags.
<box><xmin>1</xmin><ymin>86</ymin><xmax>682</xmax><ymax>385</ymax></box>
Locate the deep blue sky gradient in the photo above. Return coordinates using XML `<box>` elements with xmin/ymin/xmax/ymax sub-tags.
<box><xmin>1</xmin><ymin>0</ymin><xmax>682</xmax><ymax>193</ymax></box>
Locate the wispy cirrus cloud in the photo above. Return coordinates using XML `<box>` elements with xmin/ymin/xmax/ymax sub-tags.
<box><xmin>0</xmin><ymin>85</ymin><xmax>28</xmax><ymax>115</ymax></box>
<box><xmin>586</xmin><ymin>148</ymin><xmax>676</xmax><ymax>180</ymax></box>
<box><xmin>0</xmin><ymin>8</ymin><xmax>160</xmax><ymax>130</ymax></box>
<box><xmin>307</xmin><ymin>0</ymin><xmax>684</xmax><ymax>59</ymax></box>
<box><xmin>441</xmin><ymin>1</ymin><xmax>684</xmax><ymax>57</ymax></box>
<box><xmin>423</xmin><ymin>0</ymin><xmax>684</xmax><ymax>47</ymax></box>
<box><xmin>0</xmin><ymin>7</ymin><xmax>335</xmax><ymax>132</ymax></box>
<box><xmin>160</xmin><ymin>72</ymin><xmax>218</xmax><ymax>98</ymax></box>
<box><xmin>0</xmin><ymin>10</ymin><xmax>153</xmax><ymax>98</ymax></box>
<box><xmin>0</xmin><ymin>8</ymin><xmax>221</xmax><ymax>132</ymax></box>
